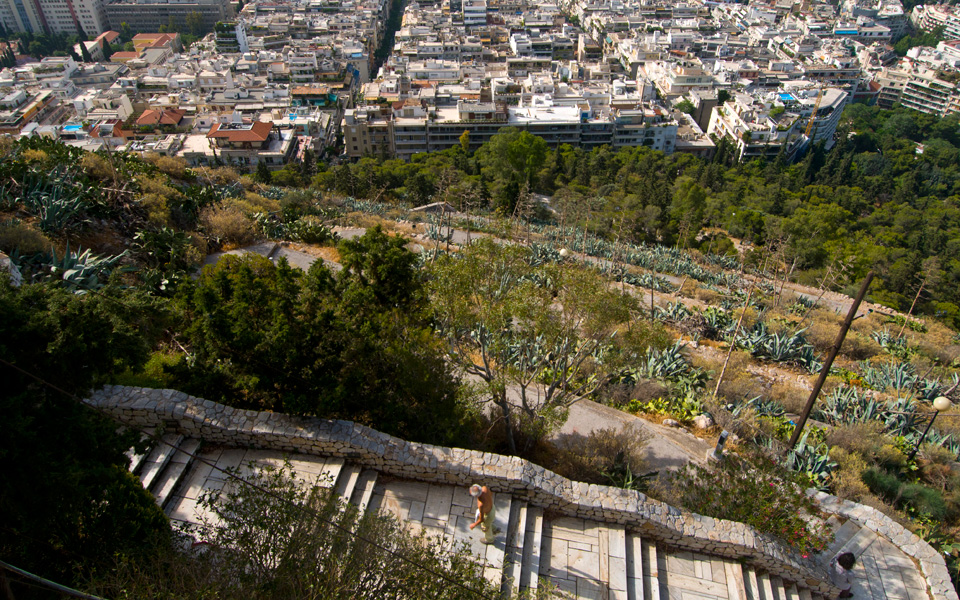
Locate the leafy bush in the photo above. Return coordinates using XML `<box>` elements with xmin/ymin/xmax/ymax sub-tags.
<box><xmin>863</xmin><ymin>468</ymin><xmax>951</xmax><ymax>520</ymax></box>
<box><xmin>657</xmin><ymin>452</ymin><xmax>833</xmax><ymax>555</ymax></box>
<box><xmin>87</xmin><ymin>462</ymin><xmax>504</xmax><ymax>600</ymax></box>
<box><xmin>629</xmin><ymin>395</ymin><xmax>705</xmax><ymax>422</ymax></box>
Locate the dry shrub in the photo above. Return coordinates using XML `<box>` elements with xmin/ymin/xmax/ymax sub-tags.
<box><xmin>707</xmin><ymin>400</ymin><xmax>761</xmax><ymax>441</ymax></box>
<box><xmin>603</xmin><ymin>380</ymin><xmax>670</xmax><ymax>408</ymax></box>
<box><xmin>139</xmin><ymin>194</ymin><xmax>171</xmax><ymax>226</ymax></box>
<box><xmin>693</xmin><ymin>287</ymin><xmax>721</xmax><ymax>305</ymax></box>
<box><xmin>196</xmin><ymin>166</ymin><xmax>241</xmax><ymax>186</ymax></box>
<box><xmin>233</xmin><ymin>191</ymin><xmax>280</xmax><ymax>215</ymax></box>
<box><xmin>145</xmin><ymin>153</ymin><xmax>189</xmax><ymax>179</ymax></box>
<box><xmin>911</xmin><ymin>321</ymin><xmax>960</xmax><ymax>365</ymax></box>
<box><xmin>186</xmin><ymin>231</ymin><xmax>208</xmax><ymax>255</ymax></box>
<box><xmin>804</xmin><ymin>309</ymin><xmax>840</xmax><ymax>351</ymax></box>
<box><xmin>0</xmin><ymin>220</ymin><xmax>52</xmax><ymax>254</ymax></box>
<box><xmin>830</xmin><ymin>447</ymin><xmax>870</xmax><ymax>501</ymax></box>
<box><xmin>850</xmin><ymin>311</ymin><xmax>888</xmax><ymax>336</ymax></box>
<box><xmin>81</xmin><ymin>153</ymin><xmax>117</xmax><ymax>181</ymax></box>
<box><xmin>200</xmin><ymin>204</ymin><xmax>257</xmax><ymax>247</ymax></box>
<box><xmin>716</xmin><ymin>374</ymin><xmax>765</xmax><ymax>402</ymax></box>
<box><xmin>770</xmin><ymin>381</ymin><xmax>809</xmax><ymax>415</ymax></box>
<box><xmin>21</xmin><ymin>148</ymin><xmax>48</xmax><ymax>163</ymax></box>
<box><xmin>677</xmin><ymin>278</ymin><xmax>699</xmax><ymax>298</ymax></box>
<box><xmin>545</xmin><ymin>426</ymin><xmax>650</xmax><ymax>484</ymax></box>
<box><xmin>825</xmin><ymin>421</ymin><xmax>886</xmax><ymax>457</ymax></box>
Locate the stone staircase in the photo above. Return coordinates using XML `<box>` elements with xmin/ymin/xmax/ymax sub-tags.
<box><xmin>129</xmin><ymin>438</ymin><xmax>849</xmax><ymax>600</ymax></box>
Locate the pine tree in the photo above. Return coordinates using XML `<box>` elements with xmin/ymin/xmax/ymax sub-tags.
<box><xmin>102</xmin><ymin>39</ymin><xmax>113</xmax><ymax>59</ymax></box>
<box><xmin>79</xmin><ymin>41</ymin><xmax>93</xmax><ymax>62</ymax></box>
<box><xmin>256</xmin><ymin>160</ymin><xmax>272</xmax><ymax>184</ymax></box>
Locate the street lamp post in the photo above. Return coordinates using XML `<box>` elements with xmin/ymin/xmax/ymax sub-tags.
<box><xmin>908</xmin><ymin>396</ymin><xmax>953</xmax><ymax>462</ymax></box>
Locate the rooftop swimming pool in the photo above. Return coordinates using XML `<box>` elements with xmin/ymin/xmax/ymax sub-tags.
<box><xmin>62</xmin><ymin>124</ymin><xmax>82</xmax><ymax>132</ymax></box>
<box><xmin>778</xmin><ymin>93</ymin><xmax>796</xmax><ymax>102</ymax></box>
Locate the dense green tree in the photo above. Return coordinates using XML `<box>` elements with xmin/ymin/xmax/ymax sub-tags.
<box><xmin>170</xmin><ymin>229</ymin><xmax>472</xmax><ymax>444</ymax></box>
<box><xmin>0</xmin><ymin>280</ymin><xmax>170</xmax><ymax>588</ymax></box>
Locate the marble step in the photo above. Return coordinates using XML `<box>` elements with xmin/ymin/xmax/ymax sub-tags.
<box><xmin>784</xmin><ymin>583</ymin><xmax>802</xmax><ymax>600</ymax></box>
<box><xmin>837</xmin><ymin>525</ymin><xmax>879</xmax><ymax>558</ymax></box>
<box><xmin>724</xmin><ymin>560</ymin><xmax>748</xmax><ymax>600</ymax></box>
<box><xmin>153</xmin><ymin>438</ymin><xmax>201</xmax><ymax>509</ymax></box>
<box><xmin>770</xmin><ymin>575</ymin><xmax>787</xmax><ymax>600</ymax></box>
<box><xmin>139</xmin><ymin>433</ymin><xmax>184</xmax><ymax>491</ymax></box>
<box><xmin>825</xmin><ymin>519</ymin><xmax>861</xmax><ymax>557</ymax></box>
<box><xmin>627</xmin><ymin>534</ymin><xmax>662</xmax><ymax>600</ymax></box>
<box><xmin>758</xmin><ymin>571</ymin><xmax>776</xmax><ymax>600</ymax></box>
<box><xmin>643</xmin><ymin>538</ymin><xmax>662</xmax><ymax>600</ymax></box>
<box><xmin>334</xmin><ymin>464</ymin><xmax>362</xmax><ymax>503</ymax></box>
<box><xmin>125</xmin><ymin>427</ymin><xmax>156</xmax><ymax>474</ymax></box>
<box><xmin>350</xmin><ymin>469</ymin><xmax>378</xmax><ymax>513</ymax></box>
<box><xmin>601</xmin><ymin>523</ymin><xmax>627</xmax><ymax>600</ymax></box>
<box><xmin>501</xmin><ymin>500</ymin><xmax>528</xmax><ymax>597</ymax></box>
<box><xmin>518</xmin><ymin>505</ymin><xmax>543</xmax><ymax>592</ymax></box>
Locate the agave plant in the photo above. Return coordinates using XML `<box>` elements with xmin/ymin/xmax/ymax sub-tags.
<box><xmin>732</xmin><ymin>395</ymin><xmax>786</xmax><ymax>418</ymax></box>
<box><xmin>871</xmin><ymin>328</ymin><xmax>912</xmax><ymax>359</ymax></box>
<box><xmin>527</xmin><ymin>243</ymin><xmax>562</xmax><ymax>266</ymax></box>
<box><xmin>881</xmin><ymin>397</ymin><xmax>923</xmax><ymax>440</ymax></box>
<box><xmin>623</xmin><ymin>341</ymin><xmax>694</xmax><ymax>383</ymax></box>
<box><xmin>926</xmin><ymin>429</ymin><xmax>960</xmax><ymax>460</ymax></box>
<box><xmin>784</xmin><ymin>430</ymin><xmax>836</xmax><ymax>491</ymax></box>
<box><xmin>814</xmin><ymin>386</ymin><xmax>883</xmax><ymax>426</ymax></box>
<box><xmin>859</xmin><ymin>360</ymin><xmax>916</xmax><ymax>393</ymax></box>
<box><xmin>11</xmin><ymin>243</ymin><xmax>128</xmax><ymax>292</ymax></box>
<box><xmin>655</xmin><ymin>301</ymin><xmax>691</xmax><ymax>323</ymax></box>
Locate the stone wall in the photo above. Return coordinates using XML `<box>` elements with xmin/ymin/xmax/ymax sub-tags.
<box><xmin>810</xmin><ymin>491</ymin><xmax>958</xmax><ymax>600</ymax></box>
<box><xmin>88</xmin><ymin>386</ymin><xmax>845</xmax><ymax>594</ymax></box>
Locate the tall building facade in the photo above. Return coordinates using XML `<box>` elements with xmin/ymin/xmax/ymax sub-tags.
<box><xmin>104</xmin><ymin>0</ymin><xmax>234</xmax><ymax>35</ymax></box>
<box><xmin>1</xmin><ymin>0</ymin><xmax>108</xmax><ymax>35</ymax></box>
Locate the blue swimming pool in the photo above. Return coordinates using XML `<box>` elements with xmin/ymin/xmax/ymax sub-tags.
<box><xmin>778</xmin><ymin>93</ymin><xmax>796</xmax><ymax>102</ymax></box>
<box><xmin>62</xmin><ymin>124</ymin><xmax>82</xmax><ymax>132</ymax></box>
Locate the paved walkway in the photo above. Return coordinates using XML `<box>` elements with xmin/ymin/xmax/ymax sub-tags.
<box><xmin>126</xmin><ymin>436</ymin><xmax>936</xmax><ymax>600</ymax></box>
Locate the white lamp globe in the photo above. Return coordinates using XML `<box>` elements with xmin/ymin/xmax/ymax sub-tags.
<box><xmin>934</xmin><ymin>397</ymin><xmax>952</xmax><ymax>412</ymax></box>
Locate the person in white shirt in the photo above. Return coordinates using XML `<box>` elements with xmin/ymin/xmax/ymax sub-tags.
<box><xmin>830</xmin><ymin>551</ymin><xmax>856</xmax><ymax>598</ymax></box>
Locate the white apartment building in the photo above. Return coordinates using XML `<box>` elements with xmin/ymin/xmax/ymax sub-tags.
<box><xmin>912</xmin><ymin>4</ymin><xmax>960</xmax><ymax>41</ymax></box>
<box><xmin>707</xmin><ymin>92</ymin><xmax>803</xmax><ymax>162</ymax></box>
<box><xmin>462</xmin><ymin>0</ymin><xmax>486</xmax><ymax>28</ymax></box>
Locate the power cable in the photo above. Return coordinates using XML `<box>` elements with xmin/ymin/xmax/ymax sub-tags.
<box><xmin>0</xmin><ymin>559</ymin><xmax>107</xmax><ymax>600</ymax></box>
<box><xmin>1</xmin><ymin>357</ymin><xmax>496</xmax><ymax>600</ymax></box>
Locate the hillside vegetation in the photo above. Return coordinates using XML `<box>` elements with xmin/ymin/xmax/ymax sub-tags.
<box><xmin>2</xmin><ymin>103</ymin><xmax>960</xmax><ymax>595</ymax></box>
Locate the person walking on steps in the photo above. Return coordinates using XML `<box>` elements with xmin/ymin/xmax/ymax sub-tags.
<box><xmin>830</xmin><ymin>551</ymin><xmax>856</xmax><ymax>599</ymax></box>
<box><xmin>468</xmin><ymin>484</ymin><xmax>499</xmax><ymax>544</ymax></box>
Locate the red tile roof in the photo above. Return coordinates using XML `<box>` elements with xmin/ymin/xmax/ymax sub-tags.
<box><xmin>136</xmin><ymin>108</ymin><xmax>186</xmax><ymax>126</ymax></box>
<box><xmin>206</xmin><ymin>121</ymin><xmax>273</xmax><ymax>142</ymax></box>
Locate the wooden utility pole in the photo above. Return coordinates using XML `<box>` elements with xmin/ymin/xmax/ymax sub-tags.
<box><xmin>712</xmin><ymin>285</ymin><xmax>754</xmax><ymax>401</ymax></box>
<box><xmin>788</xmin><ymin>272</ymin><xmax>874</xmax><ymax>449</ymax></box>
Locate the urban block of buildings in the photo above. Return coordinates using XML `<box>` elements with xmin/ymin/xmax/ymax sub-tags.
<box><xmin>1</xmin><ymin>0</ymin><xmax>959</xmax><ymax>170</ymax></box>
